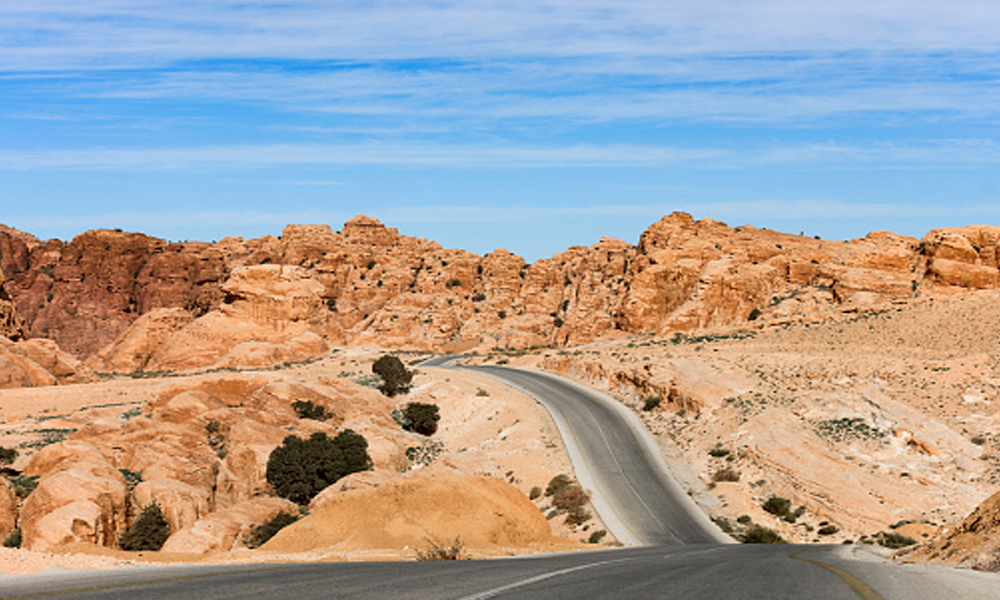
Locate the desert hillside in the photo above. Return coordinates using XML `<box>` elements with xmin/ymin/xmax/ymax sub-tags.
<box><xmin>0</xmin><ymin>214</ymin><xmax>998</xmax><ymax>378</ymax></box>
<box><xmin>481</xmin><ymin>288</ymin><xmax>1000</xmax><ymax>551</ymax></box>
<box><xmin>0</xmin><ymin>349</ymin><xmax>598</xmax><ymax>573</ymax></box>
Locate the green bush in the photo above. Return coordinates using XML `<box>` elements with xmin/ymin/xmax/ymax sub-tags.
<box><xmin>372</xmin><ymin>355</ymin><xmax>413</xmax><ymax>397</ymax></box>
<box><xmin>529</xmin><ymin>486</ymin><xmax>543</xmax><ymax>500</ymax></box>
<box><xmin>642</xmin><ymin>396</ymin><xmax>662</xmax><ymax>411</ymax></box>
<box><xmin>266</xmin><ymin>430</ymin><xmax>372</xmax><ymax>504</ymax></box>
<box><xmin>742</xmin><ymin>525</ymin><xmax>786</xmax><ymax>544</ymax></box>
<box><xmin>3</xmin><ymin>528</ymin><xmax>21</xmax><ymax>548</ymax></box>
<box><xmin>588</xmin><ymin>529</ymin><xmax>607</xmax><ymax>544</ymax></box>
<box><xmin>876</xmin><ymin>531</ymin><xmax>917</xmax><ymax>549</ymax></box>
<box><xmin>818</xmin><ymin>525</ymin><xmax>840</xmax><ymax>536</ymax></box>
<box><xmin>246</xmin><ymin>512</ymin><xmax>300</xmax><ymax>548</ymax></box>
<box><xmin>292</xmin><ymin>400</ymin><xmax>332</xmax><ymax>421</ymax></box>
<box><xmin>10</xmin><ymin>475</ymin><xmax>39</xmax><ymax>499</ymax></box>
<box><xmin>0</xmin><ymin>446</ymin><xmax>18</xmax><ymax>465</ymax></box>
<box><xmin>401</xmin><ymin>402</ymin><xmax>440</xmax><ymax>436</ymax></box>
<box><xmin>707</xmin><ymin>445</ymin><xmax>731</xmax><ymax>458</ymax></box>
<box><xmin>762</xmin><ymin>496</ymin><xmax>792</xmax><ymax>518</ymax></box>
<box><xmin>119</xmin><ymin>504</ymin><xmax>170</xmax><ymax>551</ymax></box>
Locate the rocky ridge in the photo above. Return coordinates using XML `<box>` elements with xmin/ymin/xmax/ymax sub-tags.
<box><xmin>0</xmin><ymin>214</ymin><xmax>998</xmax><ymax>374</ymax></box>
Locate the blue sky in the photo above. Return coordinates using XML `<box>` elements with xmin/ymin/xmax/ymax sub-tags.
<box><xmin>2</xmin><ymin>1</ymin><xmax>999</xmax><ymax>260</ymax></box>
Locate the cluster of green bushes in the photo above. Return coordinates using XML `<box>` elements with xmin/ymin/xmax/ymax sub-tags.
<box><xmin>266</xmin><ymin>430</ymin><xmax>372</xmax><ymax>504</ymax></box>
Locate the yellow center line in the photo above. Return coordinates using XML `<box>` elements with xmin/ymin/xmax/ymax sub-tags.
<box><xmin>789</xmin><ymin>550</ymin><xmax>886</xmax><ymax>600</ymax></box>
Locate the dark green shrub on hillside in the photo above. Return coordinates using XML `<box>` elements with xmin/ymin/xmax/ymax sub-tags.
<box><xmin>292</xmin><ymin>400</ymin><xmax>332</xmax><ymax>421</ymax></box>
<box><xmin>762</xmin><ymin>496</ymin><xmax>792</xmax><ymax>518</ymax></box>
<box><xmin>372</xmin><ymin>355</ymin><xmax>413</xmax><ymax>397</ymax></box>
<box><xmin>246</xmin><ymin>512</ymin><xmax>300</xmax><ymax>548</ymax></box>
<box><xmin>266</xmin><ymin>430</ymin><xmax>372</xmax><ymax>504</ymax></box>
<box><xmin>3</xmin><ymin>528</ymin><xmax>21</xmax><ymax>549</ymax></box>
<box><xmin>401</xmin><ymin>402</ymin><xmax>440</xmax><ymax>436</ymax></box>
<box><xmin>741</xmin><ymin>525</ymin><xmax>786</xmax><ymax>544</ymax></box>
<box><xmin>0</xmin><ymin>446</ymin><xmax>17</xmax><ymax>465</ymax></box>
<box><xmin>876</xmin><ymin>531</ymin><xmax>916</xmax><ymax>549</ymax></box>
<box><xmin>119</xmin><ymin>503</ymin><xmax>170</xmax><ymax>551</ymax></box>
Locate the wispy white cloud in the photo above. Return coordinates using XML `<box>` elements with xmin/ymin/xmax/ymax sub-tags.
<box><xmin>1</xmin><ymin>139</ymin><xmax>997</xmax><ymax>171</ymax></box>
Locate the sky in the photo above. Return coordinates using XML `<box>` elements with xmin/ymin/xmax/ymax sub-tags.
<box><xmin>2</xmin><ymin>1</ymin><xmax>1000</xmax><ymax>260</ymax></box>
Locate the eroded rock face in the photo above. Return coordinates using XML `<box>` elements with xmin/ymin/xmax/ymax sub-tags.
<box><xmin>20</xmin><ymin>441</ymin><xmax>128</xmax><ymax>551</ymax></box>
<box><xmin>0</xmin><ymin>337</ymin><xmax>98</xmax><ymax>389</ymax></box>
<box><xmin>160</xmin><ymin>497</ymin><xmax>298</xmax><ymax>554</ymax></box>
<box><xmin>3</xmin><ymin>214</ymin><xmax>1000</xmax><ymax>372</ymax></box>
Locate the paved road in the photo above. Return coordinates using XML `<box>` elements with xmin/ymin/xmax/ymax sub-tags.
<box><xmin>2</xmin><ymin>544</ymin><xmax>994</xmax><ymax>599</ymax></box>
<box><xmin>459</xmin><ymin>364</ymin><xmax>726</xmax><ymax>546</ymax></box>
<box><xmin>3</xmin><ymin>363</ymin><xmax>996</xmax><ymax>599</ymax></box>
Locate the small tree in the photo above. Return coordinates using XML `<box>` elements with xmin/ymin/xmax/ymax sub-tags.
<box><xmin>401</xmin><ymin>402</ymin><xmax>440</xmax><ymax>436</ymax></box>
<box><xmin>119</xmin><ymin>503</ymin><xmax>170</xmax><ymax>551</ymax></box>
<box><xmin>266</xmin><ymin>430</ymin><xmax>372</xmax><ymax>504</ymax></box>
<box><xmin>372</xmin><ymin>355</ymin><xmax>413</xmax><ymax>397</ymax></box>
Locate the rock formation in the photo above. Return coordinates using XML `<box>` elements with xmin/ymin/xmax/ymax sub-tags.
<box><xmin>1</xmin><ymin>215</ymin><xmax>999</xmax><ymax>373</ymax></box>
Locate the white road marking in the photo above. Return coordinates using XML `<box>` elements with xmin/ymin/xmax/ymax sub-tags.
<box><xmin>452</xmin><ymin>558</ymin><xmax>634</xmax><ymax>600</ymax></box>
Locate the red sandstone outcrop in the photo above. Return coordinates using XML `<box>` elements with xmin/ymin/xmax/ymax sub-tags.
<box><xmin>3</xmin><ymin>214</ymin><xmax>1000</xmax><ymax>372</ymax></box>
<box><xmin>9</xmin><ymin>371</ymin><xmax>404</xmax><ymax>553</ymax></box>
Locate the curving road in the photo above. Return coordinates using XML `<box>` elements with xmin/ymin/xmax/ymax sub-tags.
<box><xmin>2</xmin><ymin>363</ymin><xmax>996</xmax><ymax>599</ymax></box>
<box><xmin>457</xmin><ymin>364</ymin><xmax>727</xmax><ymax>546</ymax></box>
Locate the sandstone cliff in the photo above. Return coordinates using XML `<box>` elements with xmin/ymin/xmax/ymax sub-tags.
<box><xmin>2</xmin><ymin>214</ymin><xmax>998</xmax><ymax>373</ymax></box>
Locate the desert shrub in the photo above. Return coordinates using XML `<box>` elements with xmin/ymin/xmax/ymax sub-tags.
<box><xmin>748</xmin><ymin>308</ymin><xmax>762</xmax><ymax>321</ymax></box>
<box><xmin>588</xmin><ymin>529</ymin><xmax>607</xmax><ymax>544</ymax></box>
<box><xmin>529</xmin><ymin>486</ymin><xmax>543</xmax><ymax>500</ymax></box>
<box><xmin>246</xmin><ymin>512</ymin><xmax>300</xmax><ymax>548</ymax></box>
<box><xmin>712</xmin><ymin>517</ymin><xmax>734</xmax><ymax>533</ymax></box>
<box><xmin>552</xmin><ymin>484</ymin><xmax>590</xmax><ymax>512</ymax></box>
<box><xmin>545</xmin><ymin>474</ymin><xmax>573</xmax><ymax>498</ymax></box>
<box><xmin>642</xmin><ymin>395</ymin><xmax>662</xmax><ymax>411</ymax></box>
<box><xmin>3</xmin><ymin>528</ymin><xmax>21</xmax><ymax>548</ymax></box>
<box><xmin>707</xmin><ymin>444</ymin><xmax>731</xmax><ymax>458</ymax></box>
<box><xmin>564</xmin><ymin>505</ymin><xmax>591</xmax><ymax>527</ymax></box>
<box><xmin>415</xmin><ymin>535</ymin><xmax>466</xmax><ymax>561</ymax></box>
<box><xmin>818</xmin><ymin>524</ymin><xmax>840</xmax><ymax>536</ymax></box>
<box><xmin>266</xmin><ymin>430</ymin><xmax>372</xmax><ymax>504</ymax></box>
<box><xmin>372</xmin><ymin>355</ymin><xmax>413</xmax><ymax>397</ymax></box>
<box><xmin>476</xmin><ymin>388</ymin><xmax>489</xmax><ymax>397</ymax></box>
<box><xmin>876</xmin><ymin>531</ymin><xmax>916</xmax><ymax>549</ymax></box>
<box><xmin>400</xmin><ymin>402</ymin><xmax>440</xmax><ymax>436</ymax></box>
<box><xmin>712</xmin><ymin>468</ymin><xmax>741</xmax><ymax>483</ymax></box>
<box><xmin>119</xmin><ymin>469</ymin><xmax>143</xmax><ymax>493</ymax></box>
<box><xmin>404</xmin><ymin>440</ymin><xmax>444</xmax><ymax>468</ymax></box>
<box><xmin>0</xmin><ymin>446</ymin><xmax>18</xmax><ymax>465</ymax></box>
<box><xmin>762</xmin><ymin>496</ymin><xmax>792</xmax><ymax>518</ymax></box>
<box><xmin>10</xmin><ymin>475</ymin><xmax>39</xmax><ymax>499</ymax></box>
<box><xmin>119</xmin><ymin>503</ymin><xmax>170</xmax><ymax>551</ymax></box>
<box><xmin>741</xmin><ymin>525</ymin><xmax>786</xmax><ymax>544</ymax></box>
<box><xmin>292</xmin><ymin>400</ymin><xmax>332</xmax><ymax>421</ymax></box>
<box><xmin>736</xmin><ymin>515</ymin><xmax>752</xmax><ymax>525</ymax></box>
<box><xmin>205</xmin><ymin>419</ymin><xmax>226</xmax><ymax>458</ymax></box>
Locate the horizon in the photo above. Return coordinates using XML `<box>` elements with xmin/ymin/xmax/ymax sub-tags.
<box><xmin>3</xmin><ymin>1</ymin><xmax>1000</xmax><ymax>261</ymax></box>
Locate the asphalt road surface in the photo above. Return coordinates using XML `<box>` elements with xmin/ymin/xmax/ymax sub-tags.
<box><xmin>459</xmin><ymin>364</ymin><xmax>727</xmax><ymax>546</ymax></box>
<box><xmin>2</xmin><ymin>363</ymin><xmax>995</xmax><ymax>599</ymax></box>
<box><xmin>2</xmin><ymin>543</ymin><xmax>994</xmax><ymax>600</ymax></box>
